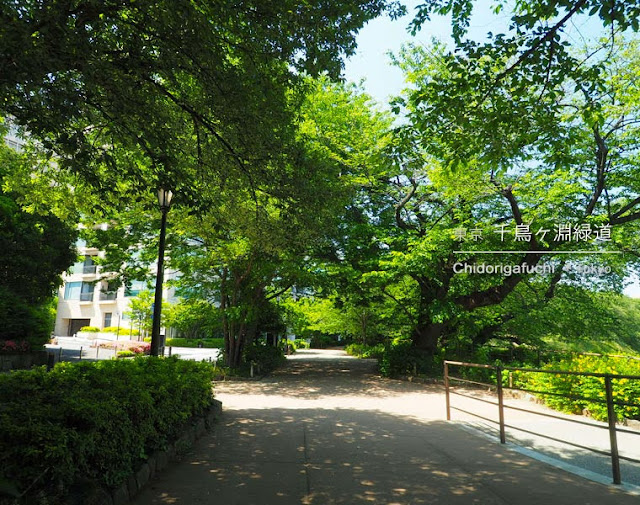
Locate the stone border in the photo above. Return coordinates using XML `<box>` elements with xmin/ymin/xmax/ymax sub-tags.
<box><xmin>68</xmin><ymin>399</ymin><xmax>223</xmax><ymax>505</ymax></box>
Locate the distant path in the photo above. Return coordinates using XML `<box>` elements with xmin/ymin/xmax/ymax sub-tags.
<box><xmin>131</xmin><ymin>349</ymin><xmax>638</xmax><ymax>504</ymax></box>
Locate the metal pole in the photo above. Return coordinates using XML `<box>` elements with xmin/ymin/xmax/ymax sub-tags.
<box><xmin>79</xmin><ymin>346</ymin><xmax>83</xmax><ymax>361</ymax></box>
<box><xmin>496</xmin><ymin>366</ymin><xmax>506</xmax><ymax>444</ymax></box>
<box><xmin>444</xmin><ymin>362</ymin><xmax>451</xmax><ymax>421</ymax></box>
<box><xmin>605</xmin><ymin>375</ymin><xmax>622</xmax><ymax>485</ymax></box>
<box><xmin>150</xmin><ymin>208</ymin><xmax>168</xmax><ymax>357</ymax></box>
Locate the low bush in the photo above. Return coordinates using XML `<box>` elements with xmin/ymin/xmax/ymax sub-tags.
<box><xmin>165</xmin><ymin>337</ymin><xmax>224</xmax><ymax>348</ymax></box>
<box><xmin>345</xmin><ymin>343</ymin><xmax>385</xmax><ymax>360</ymax></box>
<box><xmin>379</xmin><ymin>338</ymin><xmax>440</xmax><ymax>378</ymax></box>
<box><xmin>0</xmin><ymin>339</ymin><xmax>30</xmax><ymax>353</ymax></box>
<box><xmin>244</xmin><ymin>341</ymin><xmax>287</xmax><ymax>374</ymax></box>
<box><xmin>309</xmin><ymin>334</ymin><xmax>341</xmax><ymax>349</ymax></box>
<box><xmin>101</xmin><ymin>326</ymin><xmax>139</xmax><ymax>335</ymax></box>
<box><xmin>116</xmin><ymin>350</ymin><xmax>135</xmax><ymax>358</ymax></box>
<box><xmin>98</xmin><ymin>340</ymin><xmax>150</xmax><ymax>354</ymax></box>
<box><xmin>79</xmin><ymin>326</ymin><xmax>100</xmax><ymax>332</ymax></box>
<box><xmin>292</xmin><ymin>338</ymin><xmax>310</xmax><ymax>350</ymax></box>
<box><xmin>515</xmin><ymin>355</ymin><xmax>640</xmax><ymax>422</ymax></box>
<box><xmin>345</xmin><ymin>339</ymin><xmax>439</xmax><ymax>378</ymax></box>
<box><xmin>0</xmin><ymin>357</ymin><xmax>215</xmax><ymax>501</ymax></box>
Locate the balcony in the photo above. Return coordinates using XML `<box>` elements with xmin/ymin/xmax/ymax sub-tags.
<box><xmin>70</xmin><ymin>264</ymin><xmax>97</xmax><ymax>275</ymax></box>
<box><xmin>79</xmin><ymin>292</ymin><xmax>94</xmax><ymax>302</ymax></box>
<box><xmin>81</xmin><ymin>265</ymin><xmax>97</xmax><ymax>275</ymax></box>
<box><xmin>100</xmin><ymin>291</ymin><xmax>117</xmax><ymax>301</ymax></box>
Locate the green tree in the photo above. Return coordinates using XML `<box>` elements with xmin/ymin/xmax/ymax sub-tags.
<box><xmin>0</xmin><ymin>138</ymin><xmax>77</xmax><ymax>347</ymax></box>
<box><xmin>0</xmin><ymin>0</ymin><xmax>403</xmax><ymax>202</ymax></box>
<box><xmin>327</xmin><ymin>37</ymin><xmax>640</xmax><ymax>358</ymax></box>
<box><xmin>164</xmin><ymin>299</ymin><xmax>221</xmax><ymax>340</ymax></box>
<box><xmin>124</xmin><ymin>290</ymin><xmax>153</xmax><ymax>339</ymax></box>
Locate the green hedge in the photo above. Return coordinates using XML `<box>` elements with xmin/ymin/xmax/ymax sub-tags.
<box><xmin>102</xmin><ymin>326</ymin><xmax>140</xmax><ymax>336</ymax></box>
<box><xmin>291</xmin><ymin>339</ymin><xmax>310</xmax><ymax>350</ymax></box>
<box><xmin>513</xmin><ymin>355</ymin><xmax>640</xmax><ymax>422</ymax></box>
<box><xmin>165</xmin><ymin>337</ymin><xmax>224</xmax><ymax>348</ymax></box>
<box><xmin>0</xmin><ymin>357</ymin><xmax>215</xmax><ymax>501</ymax></box>
<box><xmin>244</xmin><ymin>342</ymin><xmax>286</xmax><ymax>373</ymax></box>
<box><xmin>345</xmin><ymin>343</ymin><xmax>384</xmax><ymax>360</ymax></box>
<box><xmin>79</xmin><ymin>326</ymin><xmax>100</xmax><ymax>332</ymax></box>
<box><xmin>345</xmin><ymin>339</ymin><xmax>440</xmax><ymax>378</ymax></box>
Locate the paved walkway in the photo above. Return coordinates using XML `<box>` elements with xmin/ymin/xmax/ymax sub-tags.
<box><xmin>131</xmin><ymin>349</ymin><xmax>639</xmax><ymax>504</ymax></box>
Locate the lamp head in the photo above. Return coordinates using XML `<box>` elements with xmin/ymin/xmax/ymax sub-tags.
<box><xmin>157</xmin><ymin>188</ymin><xmax>173</xmax><ymax>210</ymax></box>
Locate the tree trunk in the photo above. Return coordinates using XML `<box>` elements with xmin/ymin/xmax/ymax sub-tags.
<box><xmin>413</xmin><ymin>321</ymin><xmax>445</xmax><ymax>356</ymax></box>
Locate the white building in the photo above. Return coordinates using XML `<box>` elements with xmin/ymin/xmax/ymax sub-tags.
<box><xmin>54</xmin><ymin>237</ymin><xmax>177</xmax><ymax>337</ymax></box>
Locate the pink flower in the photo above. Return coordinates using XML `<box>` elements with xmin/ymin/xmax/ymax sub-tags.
<box><xmin>0</xmin><ymin>340</ymin><xmax>30</xmax><ymax>352</ymax></box>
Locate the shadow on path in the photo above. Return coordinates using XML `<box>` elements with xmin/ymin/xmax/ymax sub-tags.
<box><xmin>131</xmin><ymin>350</ymin><xmax>638</xmax><ymax>505</ymax></box>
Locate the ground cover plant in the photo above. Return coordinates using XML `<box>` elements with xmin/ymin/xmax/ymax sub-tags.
<box><xmin>512</xmin><ymin>355</ymin><xmax>640</xmax><ymax>422</ymax></box>
<box><xmin>0</xmin><ymin>357</ymin><xmax>215</xmax><ymax>503</ymax></box>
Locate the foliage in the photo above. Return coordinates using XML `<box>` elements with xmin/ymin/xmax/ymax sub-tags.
<box><xmin>345</xmin><ymin>343</ymin><xmax>385</xmax><ymax>359</ymax></box>
<box><xmin>79</xmin><ymin>326</ymin><xmax>100</xmax><ymax>333</ymax></box>
<box><xmin>243</xmin><ymin>341</ymin><xmax>287</xmax><ymax>374</ymax></box>
<box><xmin>0</xmin><ymin>0</ymin><xmax>404</xmax><ymax>204</ymax></box>
<box><xmin>317</xmin><ymin>34</ymin><xmax>640</xmax><ymax>365</ymax></box>
<box><xmin>0</xmin><ymin>357</ymin><xmax>215</xmax><ymax>500</ymax></box>
<box><xmin>0</xmin><ymin>140</ymin><xmax>77</xmax><ymax>348</ymax></box>
<box><xmin>379</xmin><ymin>338</ymin><xmax>441</xmax><ymax>378</ymax></box>
<box><xmin>291</xmin><ymin>339</ymin><xmax>311</xmax><ymax>350</ymax></box>
<box><xmin>123</xmin><ymin>290</ymin><xmax>168</xmax><ymax>338</ymax></box>
<box><xmin>309</xmin><ymin>334</ymin><xmax>342</xmax><ymax>349</ymax></box>
<box><xmin>100</xmin><ymin>326</ymin><xmax>140</xmax><ymax>338</ymax></box>
<box><xmin>515</xmin><ymin>355</ymin><xmax>640</xmax><ymax>422</ymax></box>
<box><xmin>165</xmin><ymin>338</ymin><xmax>224</xmax><ymax>349</ymax></box>
<box><xmin>98</xmin><ymin>340</ymin><xmax>150</xmax><ymax>355</ymax></box>
<box><xmin>164</xmin><ymin>299</ymin><xmax>222</xmax><ymax>339</ymax></box>
<box><xmin>0</xmin><ymin>340</ymin><xmax>30</xmax><ymax>353</ymax></box>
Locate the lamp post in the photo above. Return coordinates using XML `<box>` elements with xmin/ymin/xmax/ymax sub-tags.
<box><xmin>150</xmin><ymin>188</ymin><xmax>173</xmax><ymax>357</ymax></box>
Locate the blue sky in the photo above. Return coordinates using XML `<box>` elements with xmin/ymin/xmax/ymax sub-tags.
<box><xmin>341</xmin><ymin>3</ymin><xmax>640</xmax><ymax>298</ymax></box>
<box><xmin>343</xmin><ymin>1</ymin><xmax>607</xmax><ymax>106</ymax></box>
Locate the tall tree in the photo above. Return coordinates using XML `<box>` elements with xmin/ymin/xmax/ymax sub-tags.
<box><xmin>0</xmin><ymin>135</ymin><xmax>77</xmax><ymax>347</ymax></box>
<box><xmin>334</xmin><ymin>38</ymin><xmax>640</xmax><ymax>357</ymax></box>
<box><xmin>0</xmin><ymin>0</ymin><xmax>403</xmax><ymax>201</ymax></box>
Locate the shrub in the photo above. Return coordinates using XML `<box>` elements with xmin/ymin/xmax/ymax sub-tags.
<box><xmin>345</xmin><ymin>343</ymin><xmax>385</xmax><ymax>360</ymax></box>
<box><xmin>379</xmin><ymin>338</ymin><xmax>440</xmax><ymax>378</ymax></box>
<box><xmin>116</xmin><ymin>350</ymin><xmax>135</xmax><ymax>358</ymax></box>
<box><xmin>165</xmin><ymin>337</ymin><xmax>224</xmax><ymax>348</ymax></box>
<box><xmin>0</xmin><ymin>339</ymin><xmax>30</xmax><ymax>353</ymax></box>
<box><xmin>243</xmin><ymin>341</ymin><xmax>286</xmax><ymax>374</ymax></box>
<box><xmin>292</xmin><ymin>338</ymin><xmax>310</xmax><ymax>350</ymax></box>
<box><xmin>516</xmin><ymin>355</ymin><xmax>640</xmax><ymax>422</ymax></box>
<box><xmin>0</xmin><ymin>289</ymin><xmax>59</xmax><ymax>350</ymax></box>
<box><xmin>79</xmin><ymin>326</ymin><xmax>100</xmax><ymax>332</ymax></box>
<box><xmin>98</xmin><ymin>340</ymin><xmax>150</xmax><ymax>355</ymax></box>
<box><xmin>309</xmin><ymin>334</ymin><xmax>340</xmax><ymax>348</ymax></box>
<box><xmin>0</xmin><ymin>357</ymin><xmax>215</xmax><ymax>500</ymax></box>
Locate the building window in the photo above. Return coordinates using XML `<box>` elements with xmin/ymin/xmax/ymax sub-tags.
<box><xmin>63</xmin><ymin>281</ymin><xmax>94</xmax><ymax>301</ymax></box>
<box><xmin>100</xmin><ymin>281</ymin><xmax>118</xmax><ymax>301</ymax></box>
<box><xmin>70</xmin><ymin>255</ymin><xmax>97</xmax><ymax>274</ymax></box>
<box><xmin>125</xmin><ymin>280</ymin><xmax>148</xmax><ymax>297</ymax></box>
<box><xmin>64</xmin><ymin>282</ymin><xmax>82</xmax><ymax>300</ymax></box>
<box><xmin>104</xmin><ymin>313</ymin><xmax>112</xmax><ymax>328</ymax></box>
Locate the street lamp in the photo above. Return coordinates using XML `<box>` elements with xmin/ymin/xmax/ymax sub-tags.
<box><xmin>150</xmin><ymin>188</ymin><xmax>173</xmax><ymax>357</ymax></box>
